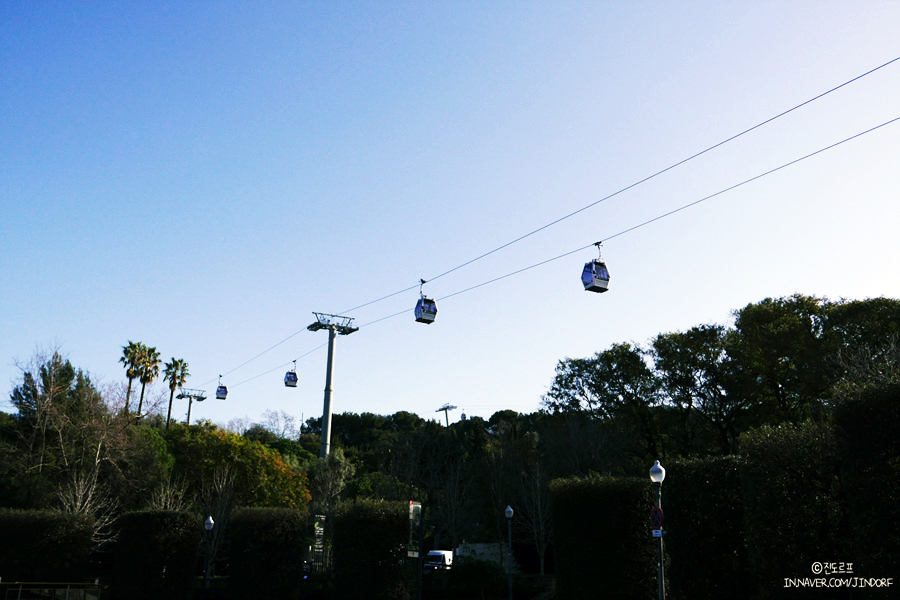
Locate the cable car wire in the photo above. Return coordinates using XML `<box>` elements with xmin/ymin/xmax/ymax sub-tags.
<box><xmin>205</xmin><ymin>112</ymin><xmax>900</xmax><ymax>388</ymax></box>
<box><xmin>197</xmin><ymin>57</ymin><xmax>899</xmax><ymax>389</ymax></box>
<box><xmin>347</xmin><ymin>55</ymin><xmax>900</xmax><ymax>312</ymax></box>
<box><xmin>353</xmin><ymin>114</ymin><xmax>900</xmax><ymax>328</ymax></box>
<box><xmin>229</xmin><ymin>342</ymin><xmax>329</xmax><ymax>389</ymax></box>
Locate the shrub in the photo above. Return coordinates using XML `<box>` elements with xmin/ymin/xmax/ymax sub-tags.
<box><xmin>550</xmin><ymin>475</ymin><xmax>656</xmax><ymax>600</ymax></box>
<box><xmin>108</xmin><ymin>510</ymin><xmax>200</xmax><ymax>600</ymax></box>
<box><xmin>227</xmin><ymin>507</ymin><xmax>308</xmax><ymax>600</ymax></box>
<box><xmin>332</xmin><ymin>498</ymin><xmax>413</xmax><ymax>600</ymax></box>
<box><xmin>665</xmin><ymin>456</ymin><xmax>751</xmax><ymax>599</ymax></box>
<box><xmin>0</xmin><ymin>509</ymin><xmax>93</xmax><ymax>581</ymax></box>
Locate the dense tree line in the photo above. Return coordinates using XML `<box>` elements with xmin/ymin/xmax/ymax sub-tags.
<box><xmin>287</xmin><ymin>294</ymin><xmax>899</xmax><ymax>577</ymax></box>
<box><xmin>0</xmin><ymin>349</ymin><xmax>311</xmax><ymax>588</ymax></box>
<box><xmin>1</xmin><ymin>294</ymin><xmax>897</xmax><ymax>598</ymax></box>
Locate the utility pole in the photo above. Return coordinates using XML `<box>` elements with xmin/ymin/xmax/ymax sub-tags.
<box><xmin>436</xmin><ymin>403</ymin><xmax>457</xmax><ymax>426</ymax></box>
<box><xmin>308</xmin><ymin>313</ymin><xmax>358</xmax><ymax>458</ymax></box>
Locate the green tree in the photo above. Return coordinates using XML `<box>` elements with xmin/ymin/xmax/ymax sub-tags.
<box><xmin>119</xmin><ymin>340</ymin><xmax>143</xmax><ymax>414</ymax></box>
<box><xmin>822</xmin><ymin>296</ymin><xmax>900</xmax><ymax>356</ymax></box>
<box><xmin>162</xmin><ymin>357</ymin><xmax>189</xmax><ymax>429</ymax></box>
<box><xmin>822</xmin><ymin>297</ymin><xmax>900</xmax><ymax>399</ymax></box>
<box><xmin>307</xmin><ymin>447</ymin><xmax>356</xmax><ymax>516</ymax></box>
<box><xmin>727</xmin><ymin>295</ymin><xmax>828</xmax><ymax>424</ymax></box>
<box><xmin>652</xmin><ymin>324</ymin><xmax>749</xmax><ymax>454</ymax></box>
<box><xmin>542</xmin><ymin>342</ymin><xmax>663</xmax><ymax>458</ymax></box>
<box><xmin>6</xmin><ymin>352</ymin><xmax>128</xmax><ymax>547</ymax></box>
<box><xmin>162</xmin><ymin>423</ymin><xmax>311</xmax><ymax>511</ymax></box>
<box><xmin>136</xmin><ymin>345</ymin><xmax>160</xmax><ymax>417</ymax></box>
<box><xmin>8</xmin><ymin>353</ymin><xmax>108</xmax><ymax>504</ymax></box>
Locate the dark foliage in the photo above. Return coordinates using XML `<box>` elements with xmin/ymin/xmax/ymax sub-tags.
<box><xmin>665</xmin><ymin>456</ymin><xmax>751</xmax><ymax>599</ymax></box>
<box><xmin>832</xmin><ymin>382</ymin><xmax>900</xmax><ymax>579</ymax></box>
<box><xmin>227</xmin><ymin>507</ymin><xmax>309</xmax><ymax>600</ymax></box>
<box><xmin>739</xmin><ymin>422</ymin><xmax>852</xmax><ymax>600</ymax></box>
<box><xmin>550</xmin><ymin>475</ymin><xmax>656</xmax><ymax>600</ymax></box>
<box><xmin>0</xmin><ymin>509</ymin><xmax>93</xmax><ymax>581</ymax></box>
<box><xmin>332</xmin><ymin>498</ymin><xmax>414</xmax><ymax>600</ymax></box>
<box><xmin>109</xmin><ymin>510</ymin><xmax>200</xmax><ymax>600</ymax></box>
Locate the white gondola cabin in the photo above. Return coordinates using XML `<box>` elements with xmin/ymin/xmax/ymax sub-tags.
<box><xmin>415</xmin><ymin>279</ymin><xmax>438</xmax><ymax>324</ymax></box>
<box><xmin>216</xmin><ymin>375</ymin><xmax>228</xmax><ymax>400</ymax></box>
<box><xmin>285</xmin><ymin>361</ymin><xmax>298</xmax><ymax>388</ymax></box>
<box><xmin>582</xmin><ymin>242</ymin><xmax>610</xmax><ymax>293</ymax></box>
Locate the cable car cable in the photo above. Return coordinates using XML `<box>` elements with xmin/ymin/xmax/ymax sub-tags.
<box><xmin>201</xmin><ymin>113</ymin><xmax>899</xmax><ymax>390</ymax></box>
<box><xmin>196</xmin><ymin>59</ymin><xmax>899</xmax><ymax>389</ymax></box>
<box><xmin>602</xmin><ymin>115</ymin><xmax>900</xmax><ymax>243</ymax></box>
<box><xmin>340</xmin><ymin>284</ymin><xmax>420</xmax><ymax>315</ymax></box>
<box><xmin>354</xmin><ymin>114</ymin><xmax>899</xmax><ymax>328</ymax></box>
<box><xmin>229</xmin><ymin>342</ymin><xmax>329</xmax><ymax>389</ymax></box>
<box><xmin>208</xmin><ymin>113</ymin><xmax>900</xmax><ymax>386</ymax></box>
<box><xmin>346</xmin><ymin>55</ymin><xmax>900</xmax><ymax>312</ymax></box>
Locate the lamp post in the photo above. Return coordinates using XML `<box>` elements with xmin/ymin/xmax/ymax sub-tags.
<box><xmin>649</xmin><ymin>461</ymin><xmax>666</xmax><ymax>600</ymax></box>
<box><xmin>202</xmin><ymin>516</ymin><xmax>215</xmax><ymax>599</ymax></box>
<box><xmin>505</xmin><ymin>505</ymin><xmax>514</xmax><ymax>600</ymax></box>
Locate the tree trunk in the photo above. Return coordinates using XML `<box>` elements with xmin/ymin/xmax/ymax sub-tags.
<box><xmin>166</xmin><ymin>389</ymin><xmax>175</xmax><ymax>428</ymax></box>
<box><xmin>124</xmin><ymin>378</ymin><xmax>133</xmax><ymax>414</ymax></box>
<box><xmin>137</xmin><ymin>383</ymin><xmax>146</xmax><ymax>416</ymax></box>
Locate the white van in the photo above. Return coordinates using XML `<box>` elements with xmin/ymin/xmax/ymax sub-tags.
<box><xmin>423</xmin><ymin>550</ymin><xmax>454</xmax><ymax>571</ymax></box>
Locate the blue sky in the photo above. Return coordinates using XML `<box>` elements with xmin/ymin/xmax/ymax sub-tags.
<box><xmin>2</xmin><ymin>1</ymin><xmax>899</xmax><ymax>428</ymax></box>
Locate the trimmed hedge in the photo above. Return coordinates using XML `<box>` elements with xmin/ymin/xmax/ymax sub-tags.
<box><xmin>332</xmin><ymin>498</ymin><xmax>413</xmax><ymax>600</ymax></box>
<box><xmin>0</xmin><ymin>509</ymin><xmax>93</xmax><ymax>581</ymax></box>
<box><xmin>740</xmin><ymin>422</ymin><xmax>850</xmax><ymax>599</ymax></box>
<box><xmin>665</xmin><ymin>456</ymin><xmax>751</xmax><ymax>599</ymax></box>
<box><xmin>833</xmin><ymin>382</ymin><xmax>900</xmax><ymax>579</ymax></box>
<box><xmin>550</xmin><ymin>475</ymin><xmax>656</xmax><ymax>600</ymax></box>
<box><xmin>108</xmin><ymin>510</ymin><xmax>201</xmax><ymax>600</ymax></box>
<box><xmin>227</xmin><ymin>507</ymin><xmax>308</xmax><ymax>600</ymax></box>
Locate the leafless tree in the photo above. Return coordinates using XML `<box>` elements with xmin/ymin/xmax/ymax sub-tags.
<box><xmin>225</xmin><ymin>416</ymin><xmax>253</xmax><ymax>435</ymax></box>
<box><xmin>513</xmin><ymin>432</ymin><xmax>553</xmax><ymax>575</ymax></box>
<box><xmin>147</xmin><ymin>472</ymin><xmax>191</xmax><ymax>511</ymax></box>
<box><xmin>199</xmin><ymin>464</ymin><xmax>237</xmax><ymax>578</ymax></box>
<box><xmin>262</xmin><ymin>409</ymin><xmax>300</xmax><ymax>439</ymax></box>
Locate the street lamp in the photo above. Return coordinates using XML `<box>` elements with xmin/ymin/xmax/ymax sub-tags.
<box><xmin>202</xmin><ymin>516</ymin><xmax>215</xmax><ymax>599</ymax></box>
<box><xmin>505</xmin><ymin>505</ymin><xmax>514</xmax><ymax>600</ymax></box>
<box><xmin>649</xmin><ymin>461</ymin><xmax>666</xmax><ymax>600</ymax></box>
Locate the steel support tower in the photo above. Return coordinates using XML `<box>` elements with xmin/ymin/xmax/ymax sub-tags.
<box><xmin>436</xmin><ymin>403</ymin><xmax>457</xmax><ymax>426</ymax></box>
<box><xmin>308</xmin><ymin>313</ymin><xmax>358</xmax><ymax>458</ymax></box>
<box><xmin>175</xmin><ymin>388</ymin><xmax>207</xmax><ymax>425</ymax></box>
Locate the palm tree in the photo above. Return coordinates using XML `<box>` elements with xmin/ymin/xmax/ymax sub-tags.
<box><xmin>136</xmin><ymin>346</ymin><xmax>161</xmax><ymax>416</ymax></box>
<box><xmin>163</xmin><ymin>358</ymin><xmax>190</xmax><ymax>428</ymax></box>
<box><xmin>119</xmin><ymin>341</ymin><xmax>143</xmax><ymax>414</ymax></box>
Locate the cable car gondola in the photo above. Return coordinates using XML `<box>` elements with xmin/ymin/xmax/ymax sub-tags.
<box><xmin>582</xmin><ymin>242</ymin><xmax>610</xmax><ymax>293</ymax></box>
<box><xmin>284</xmin><ymin>360</ymin><xmax>298</xmax><ymax>388</ymax></box>
<box><xmin>415</xmin><ymin>279</ymin><xmax>438</xmax><ymax>324</ymax></box>
<box><xmin>216</xmin><ymin>375</ymin><xmax>228</xmax><ymax>400</ymax></box>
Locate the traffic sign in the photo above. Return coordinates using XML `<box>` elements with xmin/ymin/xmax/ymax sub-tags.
<box><xmin>650</xmin><ymin>506</ymin><xmax>664</xmax><ymax>530</ymax></box>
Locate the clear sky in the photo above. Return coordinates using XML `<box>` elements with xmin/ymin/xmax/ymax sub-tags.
<box><xmin>2</xmin><ymin>1</ymin><xmax>899</xmax><ymax>428</ymax></box>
